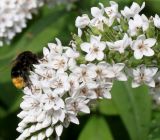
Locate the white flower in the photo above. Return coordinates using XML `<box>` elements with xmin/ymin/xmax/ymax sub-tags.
<box><xmin>51</xmin><ymin>54</ymin><xmax>68</xmax><ymax>72</ymax></box>
<box><xmin>46</xmin><ymin>38</ymin><xmax>63</xmax><ymax>57</ymax></box>
<box><xmin>65</xmin><ymin>47</ymin><xmax>79</xmax><ymax>59</ymax></box>
<box><xmin>105</xmin><ymin>1</ymin><xmax>119</xmax><ymax>19</ymax></box>
<box><xmin>63</xmin><ymin>113</ymin><xmax>79</xmax><ymax>127</ymax></box>
<box><xmin>51</xmin><ymin>109</ymin><xmax>66</xmax><ymax>124</ymax></box>
<box><xmin>65</xmin><ymin>47</ymin><xmax>79</xmax><ymax>70</ymax></box>
<box><xmin>72</xmin><ymin>64</ymin><xmax>96</xmax><ymax>83</ymax></box>
<box><xmin>80</xmin><ymin>35</ymin><xmax>106</xmax><ymax>61</ymax></box>
<box><xmin>68</xmin><ymin>74</ymin><xmax>80</xmax><ymax>96</ymax></box>
<box><xmin>34</xmin><ymin>65</ymin><xmax>55</xmax><ymax>80</ymax></box>
<box><xmin>128</xmin><ymin>14</ymin><xmax>149</xmax><ymax>36</ymax></box>
<box><xmin>20</xmin><ymin>94</ymin><xmax>43</xmax><ymax>114</ymax></box>
<box><xmin>47</xmin><ymin>38</ymin><xmax>63</xmax><ymax>55</ymax></box>
<box><xmin>107</xmin><ymin>63</ymin><xmax>127</xmax><ymax>81</ymax></box>
<box><xmin>104</xmin><ymin>1</ymin><xmax>120</xmax><ymax>26</ymax></box>
<box><xmin>131</xmin><ymin>35</ymin><xmax>156</xmax><ymax>59</ymax></box>
<box><xmin>65</xmin><ymin>96</ymin><xmax>90</xmax><ymax>114</ymax></box>
<box><xmin>132</xmin><ymin>65</ymin><xmax>158</xmax><ymax>88</ymax></box>
<box><xmin>94</xmin><ymin>84</ymin><xmax>112</xmax><ymax>99</ymax></box>
<box><xmin>43</xmin><ymin>40</ymin><xmax>74</xmax><ymax>73</ymax></box>
<box><xmin>87</xmin><ymin>62</ymin><xmax>115</xmax><ymax>80</ymax></box>
<box><xmin>106</xmin><ymin>33</ymin><xmax>131</xmax><ymax>53</ymax></box>
<box><xmin>153</xmin><ymin>14</ymin><xmax>160</xmax><ymax>28</ymax></box>
<box><xmin>77</xmin><ymin>84</ymin><xmax>97</xmax><ymax>99</ymax></box>
<box><xmin>50</xmin><ymin>72</ymin><xmax>70</xmax><ymax>95</ymax></box>
<box><xmin>42</xmin><ymin>91</ymin><xmax>65</xmax><ymax>111</ymax></box>
<box><xmin>121</xmin><ymin>2</ymin><xmax>145</xmax><ymax>18</ymax></box>
<box><xmin>0</xmin><ymin>0</ymin><xmax>45</xmax><ymax>46</ymax></box>
<box><xmin>75</xmin><ymin>14</ymin><xmax>90</xmax><ymax>29</ymax></box>
<box><xmin>75</xmin><ymin>14</ymin><xmax>90</xmax><ymax>37</ymax></box>
<box><xmin>90</xmin><ymin>3</ymin><xmax>107</xmax><ymax>30</ymax></box>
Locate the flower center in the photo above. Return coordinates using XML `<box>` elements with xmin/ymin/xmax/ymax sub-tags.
<box><xmin>95</xmin><ymin>87</ymin><xmax>102</xmax><ymax>96</ymax></box>
<box><xmin>140</xmin><ymin>73</ymin><xmax>145</xmax><ymax>81</ymax></box>
<box><xmin>72</xmin><ymin>102</ymin><xmax>78</xmax><ymax>109</ymax></box>
<box><xmin>81</xmin><ymin>87</ymin><xmax>88</xmax><ymax>95</ymax></box>
<box><xmin>55</xmin><ymin>79</ymin><xmax>63</xmax><ymax>88</ymax></box>
<box><xmin>108</xmin><ymin>9</ymin><xmax>113</xmax><ymax>16</ymax></box>
<box><xmin>138</xmin><ymin>42</ymin><xmax>145</xmax><ymax>50</ymax></box>
<box><xmin>48</xmin><ymin>95</ymin><xmax>55</xmax><ymax>100</ymax></box>
<box><xmin>59</xmin><ymin>59</ymin><xmax>65</xmax><ymax>67</ymax></box>
<box><xmin>96</xmin><ymin>69</ymin><xmax>102</xmax><ymax>75</ymax></box>
<box><xmin>82</xmin><ymin>70</ymin><xmax>87</xmax><ymax>76</ymax></box>
<box><xmin>93</xmin><ymin>47</ymin><xmax>99</xmax><ymax>53</ymax></box>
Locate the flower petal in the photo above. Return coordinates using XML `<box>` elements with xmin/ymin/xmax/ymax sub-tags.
<box><xmin>146</xmin><ymin>80</ymin><xmax>155</xmax><ymax>87</ymax></box>
<box><xmin>46</xmin><ymin>127</ymin><xmax>54</xmax><ymax>137</ymax></box>
<box><xmin>144</xmin><ymin>38</ymin><xmax>156</xmax><ymax>47</ymax></box>
<box><xmin>117</xmin><ymin>72</ymin><xmax>127</xmax><ymax>81</ymax></box>
<box><xmin>143</xmin><ymin>48</ymin><xmax>154</xmax><ymax>57</ymax></box>
<box><xmin>80</xmin><ymin>43</ymin><xmax>91</xmax><ymax>53</ymax></box>
<box><xmin>134</xmin><ymin>50</ymin><xmax>143</xmax><ymax>59</ymax></box>
<box><xmin>103</xmin><ymin>91</ymin><xmax>112</xmax><ymax>99</ymax></box>
<box><xmin>78</xmin><ymin>28</ymin><xmax>82</xmax><ymax>37</ymax></box>
<box><xmin>91</xmin><ymin>7</ymin><xmax>102</xmax><ymax>18</ymax></box>
<box><xmin>85</xmin><ymin>53</ymin><xmax>96</xmax><ymax>61</ymax></box>
<box><xmin>132</xmin><ymin>80</ymin><xmax>141</xmax><ymax>88</ymax></box>
<box><xmin>79</xmin><ymin>105</ymin><xmax>90</xmax><ymax>114</ymax></box>
<box><xmin>55</xmin><ymin>125</ymin><xmax>63</xmax><ymax>137</ymax></box>
<box><xmin>69</xmin><ymin>115</ymin><xmax>79</xmax><ymax>125</ymax></box>
<box><xmin>97</xmin><ymin>51</ymin><xmax>104</xmax><ymax>60</ymax></box>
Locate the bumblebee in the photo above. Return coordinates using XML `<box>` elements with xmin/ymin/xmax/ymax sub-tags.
<box><xmin>11</xmin><ymin>51</ymin><xmax>38</xmax><ymax>89</ymax></box>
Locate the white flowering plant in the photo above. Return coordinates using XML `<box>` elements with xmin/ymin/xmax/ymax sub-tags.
<box><xmin>13</xmin><ymin>1</ymin><xmax>160</xmax><ymax>140</ymax></box>
<box><xmin>0</xmin><ymin>0</ymin><xmax>78</xmax><ymax>47</ymax></box>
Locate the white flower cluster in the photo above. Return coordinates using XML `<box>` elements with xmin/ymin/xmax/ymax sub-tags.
<box><xmin>0</xmin><ymin>0</ymin><xmax>78</xmax><ymax>47</ymax></box>
<box><xmin>75</xmin><ymin>1</ymin><xmax>160</xmax><ymax>102</ymax></box>
<box><xmin>17</xmin><ymin>1</ymin><xmax>160</xmax><ymax>139</ymax></box>
<box><xmin>16</xmin><ymin>38</ymin><xmax>127</xmax><ymax>140</ymax></box>
<box><xmin>0</xmin><ymin>0</ymin><xmax>45</xmax><ymax>46</ymax></box>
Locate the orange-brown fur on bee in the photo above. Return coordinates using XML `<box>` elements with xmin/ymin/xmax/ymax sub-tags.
<box><xmin>12</xmin><ymin>77</ymin><xmax>26</xmax><ymax>89</ymax></box>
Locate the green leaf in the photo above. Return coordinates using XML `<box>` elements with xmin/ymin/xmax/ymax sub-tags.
<box><xmin>111</xmin><ymin>81</ymin><xmax>151</xmax><ymax>140</ymax></box>
<box><xmin>148</xmin><ymin>110</ymin><xmax>160</xmax><ymax>140</ymax></box>
<box><xmin>0</xmin><ymin>106</ymin><xmax>7</xmax><ymax>118</ymax></box>
<box><xmin>99</xmin><ymin>99</ymin><xmax>118</xmax><ymax>115</ymax></box>
<box><xmin>0</xmin><ymin>82</ymin><xmax>22</xmax><ymax>109</ymax></box>
<box><xmin>145</xmin><ymin>0</ymin><xmax>160</xmax><ymax>14</ymax></box>
<box><xmin>78</xmin><ymin>115</ymin><xmax>113</xmax><ymax>140</ymax></box>
<box><xmin>8</xmin><ymin>94</ymin><xmax>22</xmax><ymax>114</ymax></box>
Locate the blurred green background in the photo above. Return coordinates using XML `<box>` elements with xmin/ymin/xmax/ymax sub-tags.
<box><xmin>0</xmin><ymin>0</ymin><xmax>160</xmax><ymax>139</ymax></box>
